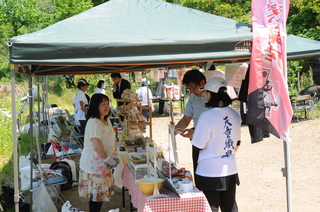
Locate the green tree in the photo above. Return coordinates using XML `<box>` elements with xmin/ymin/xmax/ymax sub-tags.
<box><xmin>0</xmin><ymin>0</ymin><xmax>47</xmax><ymax>80</ymax></box>
<box><xmin>52</xmin><ymin>0</ymin><xmax>93</xmax><ymax>22</ymax></box>
<box><xmin>0</xmin><ymin>0</ymin><xmax>95</xmax><ymax>81</ymax></box>
<box><xmin>91</xmin><ymin>0</ymin><xmax>109</xmax><ymax>7</ymax></box>
<box><xmin>0</xmin><ymin>0</ymin><xmax>44</xmax><ymax>37</ymax></box>
<box><xmin>287</xmin><ymin>0</ymin><xmax>320</xmax><ymax>40</ymax></box>
<box><xmin>181</xmin><ymin>0</ymin><xmax>251</xmax><ymax>24</ymax></box>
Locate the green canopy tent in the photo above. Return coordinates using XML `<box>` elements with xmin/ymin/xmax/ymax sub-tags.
<box><xmin>8</xmin><ymin>0</ymin><xmax>320</xmax><ymax>211</ymax></box>
<box><xmin>10</xmin><ymin>0</ymin><xmax>253</xmax><ymax>76</ymax></box>
<box><xmin>9</xmin><ymin>0</ymin><xmax>320</xmax><ymax>75</ymax></box>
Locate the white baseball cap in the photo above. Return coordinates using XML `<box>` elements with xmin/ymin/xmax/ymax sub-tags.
<box><xmin>142</xmin><ymin>78</ymin><xmax>150</xmax><ymax>85</ymax></box>
<box><xmin>200</xmin><ymin>77</ymin><xmax>227</xmax><ymax>93</ymax></box>
<box><xmin>78</xmin><ymin>79</ymin><xmax>90</xmax><ymax>85</ymax></box>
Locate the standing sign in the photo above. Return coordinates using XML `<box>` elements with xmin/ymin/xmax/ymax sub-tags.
<box><xmin>248</xmin><ymin>0</ymin><xmax>292</xmax><ymax>140</ymax></box>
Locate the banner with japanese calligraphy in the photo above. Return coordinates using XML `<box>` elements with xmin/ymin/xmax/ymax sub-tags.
<box><xmin>247</xmin><ymin>0</ymin><xmax>292</xmax><ymax>140</ymax></box>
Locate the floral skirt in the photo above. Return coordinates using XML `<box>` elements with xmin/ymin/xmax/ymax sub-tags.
<box><xmin>78</xmin><ymin>169</ymin><xmax>115</xmax><ymax>202</ymax></box>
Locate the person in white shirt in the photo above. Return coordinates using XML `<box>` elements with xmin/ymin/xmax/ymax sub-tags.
<box><xmin>94</xmin><ymin>80</ymin><xmax>105</xmax><ymax>94</ymax></box>
<box><xmin>73</xmin><ymin>79</ymin><xmax>90</xmax><ymax>137</ymax></box>
<box><xmin>155</xmin><ymin>72</ymin><xmax>168</xmax><ymax>115</ymax></box>
<box><xmin>192</xmin><ymin>77</ymin><xmax>241</xmax><ymax>212</ymax></box>
<box><xmin>136</xmin><ymin>78</ymin><xmax>154</xmax><ymax>132</ymax></box>
<box><xmin>197</xmin><ymin>65</ymin><xmax>205</xmax><ymax>73</ymax></box>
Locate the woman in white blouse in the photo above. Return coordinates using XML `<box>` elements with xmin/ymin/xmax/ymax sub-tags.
<box><xmin>72</xmin><ymin>79</ymin><xmax>90</xmax><ymax>137</ymax></box>
<box><xmin>94</xmin><ymin>80</ymin><xmax>105</xmax><ymax>94</ymax></box>
<box><xmin>78</xmin><ymin>93</ymin><xmax>119</xmax><ymax>212</ymax></box>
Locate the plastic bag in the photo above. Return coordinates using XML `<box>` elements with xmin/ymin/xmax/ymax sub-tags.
<box><xmin>62</xmin><ymin>201</ymin><xmax>84</xmax><ymax>212</ymax></box>
<box><xmin>61</xmin><ymin>201</ymin><xmax>72</xmax><ymax>212</ymax></box>
<box><xmin>32</xmin><ymin>182</ymin><xmax>57</xmax><ymax>212</ymax></box>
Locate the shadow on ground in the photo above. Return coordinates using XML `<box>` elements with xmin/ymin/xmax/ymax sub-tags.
<box><xmin>55</xmin><ymin>185</ymin><xmax>132</xmax><ymax>212</ymax></box>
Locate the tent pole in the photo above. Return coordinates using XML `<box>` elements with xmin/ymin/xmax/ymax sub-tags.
<box><xmin>28</xmin><ymin>75</ymin><xmax>34</xmax><ymax>212</ymax></box>
<box><xmin>11</xmin><ymin>69</ymin><xmax>20</xmax><ymax>212</ymax></box>
<box><xmin>169</xmin><ymin>99</ymin><xmax>179</xmax><ymax>167</ymax></box>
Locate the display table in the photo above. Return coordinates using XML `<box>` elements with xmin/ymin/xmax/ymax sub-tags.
<box><xmin>122</xmin><ymin>165</ymin><xmax>211</xmax><ymax>212</ymax></box>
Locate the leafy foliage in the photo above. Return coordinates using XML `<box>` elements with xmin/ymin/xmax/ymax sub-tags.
<box><xmin>182</xmin><ymin>0</ymin><xmax>251</xmax><ymax>24</ymax></box>
<box><xmin>92</xmin><ymin>0</ymin><xmax>109</xmax><ymax>6</ymax></box>
<box><xmin>288</xmin><ymin>0</ymin><xmax>320</xmax><ymax>40</ymax></box>
<box><xmin>0</xmin><ymin>0</ymin><xmax>95</xmax><ymax>81</ymax></box>
<box><xmin>52</xmin><ymin>0</ymin><xmax>93</xmax><ymax>22</ymax></box>
<box><xmin>0</xmin><ymin>0</ymin><xmax>44</xmax><ymax>80</ymax></box>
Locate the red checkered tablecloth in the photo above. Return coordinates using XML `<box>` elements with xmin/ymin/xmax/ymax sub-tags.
<box><xmin>122</xmin><ymin>165</ymin><xmax>211</xmax><ymax>212</ymax></box>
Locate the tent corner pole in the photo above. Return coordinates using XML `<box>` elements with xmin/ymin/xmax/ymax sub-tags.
<box><xmin>11</xmin><ymin>69</ymin><xmax>20</xmax><ymax>212</ymax></box>
<box><xmin>28</xmin><ymin>75</ymin><xmax>34</xmax><ymax>212</ymax></box>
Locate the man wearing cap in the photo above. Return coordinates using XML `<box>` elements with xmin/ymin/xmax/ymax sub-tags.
<box><xmin>111</xmin><ymin>73</ymin><xmax>131</xmax><ymax>107</ymax></box>
<box><xmin>174</xmin><ymin>69</ymin><xmax>208</xmax><ymax>175</ymax></box>
<box><xmin>72</xmin><ymin>79</ymin><xmax>90</xmax><ymax>138</ymax></box>
<box><xmin>136</xmin><ymin>78</ymin><xmax>154</xmax><ymax>132</ymax></box>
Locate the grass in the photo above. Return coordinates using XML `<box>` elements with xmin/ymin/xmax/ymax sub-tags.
<box><xmin>0</xmin><ymin>94</ymin><xmax>14</xmax><ymax>185</ymax></box>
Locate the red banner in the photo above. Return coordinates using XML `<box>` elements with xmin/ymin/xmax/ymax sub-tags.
<box><xmin>248</xmin><ymin>0</ymin><xmax>292</xmax><ymax>140</ymax></box>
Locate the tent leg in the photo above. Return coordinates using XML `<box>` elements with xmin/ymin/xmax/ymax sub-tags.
<box><xmin>28</xmin><ymin>75</ymin><xmax>34</xmax><ymax>212</ymax></box>
<box><xmin>11</xmin><ymin>69</ymin><xmax>20</xmax><ymax>212</ymax></box>
<box><xmin>283</xmin><ymin>140</ymin><xmax>292</xmax><ymax>212</ymax></box>
<box><xmin>168</xmin><ymin>100</ymin><xmax>179</xmax><ymax>167</ymax></box>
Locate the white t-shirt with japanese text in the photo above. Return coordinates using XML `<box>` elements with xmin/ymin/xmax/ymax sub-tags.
<box><xmin>192</xmin><ymin>107</ymin><xmax>241</xmax><ymax>177</ymax></box>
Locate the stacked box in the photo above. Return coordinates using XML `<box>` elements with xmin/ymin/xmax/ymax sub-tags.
<box><xmin>128</xmin><ymin>160</ymin><xmax>147</xmax><ymax>179</ymax></box>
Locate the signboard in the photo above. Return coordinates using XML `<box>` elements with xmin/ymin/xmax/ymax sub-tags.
<box><xmin>135</xmin><ymin>72</ymin><xmax>142</xmax><ymax>82</ymax></box>
<box><xmin>149</xmin><ymin>68</ymin><xmax>165</xmax><ymax>82</ymax></box>
<box><xmin>176</xmin><ymin>70</ymin><xmax>188</xmax><ymax>86</ymax></box>
<box><xmin>225</xmin><ymin>64</ymin><xmax>247</xmax><ymax>88</ymax></box>
<box><xmin>121</xmin><ymin>73</ymin><xmax>130</xmax><ymax>81</ymax></box>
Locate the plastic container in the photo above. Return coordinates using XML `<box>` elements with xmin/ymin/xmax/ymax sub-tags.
<box><xmin>61</xmin><ymin>140</ymin><xmax>77</xmax><ymax>149</ymax></box>
<box><xmin>136</xmin><ymin>177</ymin><xmax>164</xmax><ymax>195</ymax></box>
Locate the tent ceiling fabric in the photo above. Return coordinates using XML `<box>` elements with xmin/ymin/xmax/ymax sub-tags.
<box><xmin>9</xmin><ymin>0</ymin><xmax>320</xmax><ymax>76</ymax></box>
